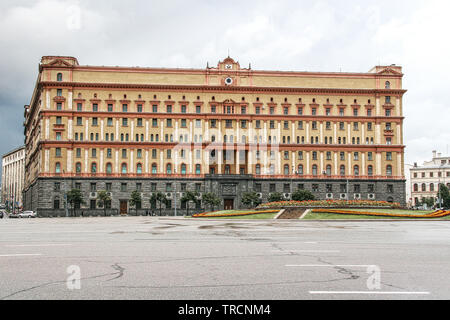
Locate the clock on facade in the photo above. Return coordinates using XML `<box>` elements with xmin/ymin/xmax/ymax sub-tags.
<box><xmin>224</xmin><ymin>77</ymin><xmax>233</xmax><ymax>85</ymax></box>
<box><xmin>225</xmin><ymin>64</ymin><xmax>233</xmax><ymax>69</ymax></box>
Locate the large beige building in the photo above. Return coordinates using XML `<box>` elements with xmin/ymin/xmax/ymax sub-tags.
<box><xmin>410</xmin><ymin>151</ymin><xmax>450</xmax><ymax>207</ymax></box>
<box><xmin>23</xmin><ymin>56</ymin><xmax>407</xmax><ymax>215</ymax></box>
<box><xmin>1</xmin><ymin>146</ymin><xmax>25</xmax><ymax>208</ymax></box>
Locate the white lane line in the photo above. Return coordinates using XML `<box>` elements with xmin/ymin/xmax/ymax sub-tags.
<box><xmin>274</xmin><ymin>250</ymin><xmax>340</xmax><ymax>253</ymax></box>
<box><xmin>310</xmin><ymin>291</ymin><xmax>430</xmax><ymax>295</ymax></box>
<box><xmin>4</xmin><ymin>244</ymin><xmax>72</xmax><ymax>247</ymax></box>
<box><xmin>286</xmin><ymin>264</ymin><xmax>372</xmax><ymax>268</ymax></box>
<box><xmin>0</xmin><ymin>254</ymin><xmax>42</xmax><ymax>257</ymax></box>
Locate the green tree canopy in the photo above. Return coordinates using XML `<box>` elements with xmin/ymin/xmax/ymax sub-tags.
<box><xmin>96</xmin><ymin>190</ymin><xmax>111</xmax><ymax>216</ymax></box>
<box><xmin>268</xmin><ymin>192</ymin><xmax>284</xmax><ymax>203</ymax></box>
<box><xmin>181</xmin><ymin>191</ymin><xmax>200</xmax><ymax>216</ymax></box>
<box><xmin>202</xmin><ymin>192</ymin><xmax>221</xmax><ymax>212</ymax></box>
<box><xmin>241</xmin><ymin>191</ymin><xmax>262</xmax><ymax>208</ymax></box>
<box><xmin>292</xmin><ymin>189</ymin><xmax>315</xmax><ymax>201</ymax></box>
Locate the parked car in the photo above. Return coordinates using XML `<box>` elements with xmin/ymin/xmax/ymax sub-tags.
<box><xmin>0</xmin><ymin>210</ymin><xmax>4</xmax><ymax>218</ymax></box>
<box><xmin>18</xmin><ymin>211</ymin><xmax>37</xmax><ymax>218</ymax></box>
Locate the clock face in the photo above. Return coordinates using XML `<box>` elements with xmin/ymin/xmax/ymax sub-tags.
<box><xmin>225</xmin><ymin>77</ymin><xmax>233</xmax><ymax>85</ymax></box>
<box><xmin>225</xmin><ymin>64</ymin><xmax>233</xmax><ymax>69</ymax></box>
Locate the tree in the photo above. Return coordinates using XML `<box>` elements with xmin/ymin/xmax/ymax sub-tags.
<box><xmin>181</xmin><ymin>191</ymin><xmax>201</xmax><ymax>216</ymax></box>
<box><xmin>202</xmin><ymin>192</ymin><xmax>221</xmax><ymax>212</ymax></box>
<box><xmin>66</xmin><ymin>189</ymin><xmax>84</xmax><ymax>216</ymax></box>
<box><xmin>129</xmin><ymin>190</ymin><xmax>142</xmax><ymax>215</ymax></box>
<box><xmin>96</xmin><ymin>190</ymin><xmax>111</xmax><ymax>216</ymax></box>
<box><xmin>421</xmin><ymin>197</ymin><xmax>435</xmax><ymax>209</ymax></box>
<box><xmin>437</xmin><ymin>184</ymin><xmax>450</xmax><ymax>209</ymax></box>
<box><xmin>292</xmin><ymin>189</ymin><xmax>315</xmax><ymax>201</ymax></box>
<box><xmin>268</xmin><ymin>192</ymin><xmax>284</xmax><ymax>203</ymax></box>
<box><xmin>150</xmin><ymin>192</ymin><xmax>169</xmax><ymax>216</ymax></box>
<box><xmin>241</xmin><ymin>191</ymin><xmax>262</xmax><ymax>208</ymax></box>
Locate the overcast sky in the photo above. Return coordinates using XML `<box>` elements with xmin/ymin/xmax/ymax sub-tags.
<box><xmin>1</xmin><ymin>0</ymin><xmax>449</xmax><ymax>180</ymax></box>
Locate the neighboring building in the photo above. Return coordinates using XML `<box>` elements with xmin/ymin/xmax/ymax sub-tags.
<box><xmin>405</xmin><ymin>163</ymin><xmax>413</xmax><ymax>207</ymax></box>
<box><xmin>410</xmin><ymin>151</ymin><xmax>450</xmax><ymax>207</ymax></box>
<box><xmin>23</xmin><ymin>56</ymin><xmax>407</xmax><ymax>215</ymax></box>
<box><xmin>1</xmin><ymin>146</ymin><xmax>26</xmax><ymax>208</ymax></box>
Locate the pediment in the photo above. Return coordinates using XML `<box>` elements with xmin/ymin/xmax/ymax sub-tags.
<box><xmin>46</xmin><ymin>59</ymin><xmax>73</xmax><ymax>67</ymax></box>
<box><xmin>377</xmin><ymin>67</ymin><xmax>402</xmax><ymax>75</ymax></box>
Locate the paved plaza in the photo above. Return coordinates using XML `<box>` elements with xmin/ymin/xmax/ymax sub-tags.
<box><xmin>0</xmin><ymin>217</ymin><xmax>449</xmax><ymax>300</ymax></box>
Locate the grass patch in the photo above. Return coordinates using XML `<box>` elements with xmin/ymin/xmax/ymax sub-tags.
<box><xmin>191</xmin><ymin>210</ymin><xmax>279</xmax><ymax>219</ymax></box>
<box><xmin>210</xmin><ymin>213</ymin><xmax>278</xmax><ymax>220</ymax></box>
<box><xmin>302</xmin><ymin>208</ymin><xmax>449</xmax><ymax>220</ymax></box>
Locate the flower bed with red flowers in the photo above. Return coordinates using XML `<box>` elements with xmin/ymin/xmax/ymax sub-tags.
<box><xmin>311</xmin><ymin>209</ymin><xmax>450</xmax><ymax>218</ymax></box>
<box><xmin>258</xmin><ymin>199</ymin><xmax>401</xmax><ymax>209</ymax></box>
<box><xmin>192</xmin><ymin>209</ymin><xmax>280</xmax><ymax>218</ymax></box>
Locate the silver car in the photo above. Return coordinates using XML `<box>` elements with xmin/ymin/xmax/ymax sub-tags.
<box><xmin>18</xmin><ymin>211</ymin><xmax>37</xmax><ymax>218</ymax></box>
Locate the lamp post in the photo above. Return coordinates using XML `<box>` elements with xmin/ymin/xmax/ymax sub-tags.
<box><xmin>174</xmin><ymin>168</ymin><xmax>177</xmax><ymax>217</ymax></box>
<box><xmin>63</xmin><ymin>170</ymin><xmax>69</xmax><ymax>217</ymax></box>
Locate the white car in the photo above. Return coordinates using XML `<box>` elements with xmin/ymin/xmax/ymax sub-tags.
<box><xmin>18</xmin><ymin>211</ymin><xmax>37</xmax><ymax>218</ymax></box>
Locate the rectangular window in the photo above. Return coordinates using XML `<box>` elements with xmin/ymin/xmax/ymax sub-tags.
<box><xmin>137</xmin><ymin>104</ymin><xmax>143</xmax><ymax>112</ymax></box>
<box><xmin>167</xmin><ymin>105</ymin><xmax>172</xmax><ymax>113</ymax></box>
<box><xmin>77</xmin><ymin>103</ymin><xmax>82</xmax><ymax>111</ymax></box>
<box><xmin>167</xmin><ymin>119</ymin><xmax>172</xmax><ymax>127</ymax></box>
<box><xmin>152</xmin><ymin>119</ymin><xmax>158</xmax><ymax>127</ymax></box>
<box><xmin>92</xmin><ymin>118</ymin><xmax>98</xmax><ymax>126</ymax></box>
<box><xmin>255</xmin><ymin>120</ymin><xmax>261</xmax><ymax>129</ymax></box>
<box><xmin>196</xmin><ymin>106</ymin><xmax>201</xmax><ymax>114</ymax></box>
<box><xmin>122</xmin><ymin>104</ymin><xmax>128</xmax><ymax>112</ymax></box>
<box><xmin>107</xmin><ymin>104</ymin><xmax>113</xmax><ymax>112</ymax></box>
<box><xmin>297</xmin><ymin>107</ymin><xmax>303</xmax><ymax>115</ymax></box>
<box><xmin>56</xmin><ymin>103</ymin><xmax>62</xmax><ymax>110</ymax></box>
<box><xmin>137</xmin><ymin>118</ymin><xmax>143</xmax><ymax>127</ymax></box>
<box><xmin>181</xmin><ymin>105</ymin><xmax>187</xmax><ymax>113</ymax></box>
<box><xmin>93</xmin><ymin>104</ymin><xmax>98</xmax><ymax>112</ymax></box>
<box><xmin>122</xmin><ymin>118</ymin><xmax>128</xmax><ymax>126</ymax></box>
<box><xmin>152</xmin><ymin>105</ymin><xmax>158</xmax><ymax>113</ymax></box>
<box><xmin>255</xmin><ymin>107</ymin><xmax>260</xmax><ymax>114</ymax></box>
<box><xmin>121</xmin><ymin>183</ymin><xmax>127</xmax><ymax>192</ymax></box>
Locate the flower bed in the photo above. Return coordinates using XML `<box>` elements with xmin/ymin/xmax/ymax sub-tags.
<box><xmin>258</xmin><ymin>200</ymin><xmax>401</xmax><ymax>209</ymax></box>
<box><xmin>193</xmin><ymin>209</ymin><xmax>279</xmax><ymax>218</ymax></box>
<box><xmin>311</xmin><ymin>209</ymin><xmax>450</xmax><ymax>219</ymax></box>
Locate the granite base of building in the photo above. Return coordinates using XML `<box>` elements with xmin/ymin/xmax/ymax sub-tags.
<box><xmin>23</xmin><ymin>175</ymin><xmax>407</xmax><ymax>215</ymax></box>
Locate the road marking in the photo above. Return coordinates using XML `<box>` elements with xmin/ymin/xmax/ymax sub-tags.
<box><xmin>0</xmin><ymin>254</ymin><xmax>42</xmax><ymax>257</ymax></box>
<box><xmin>4</xmin><ymin>244</ymin><xmax>72</xmax><ymax>247</ymax></box>
<box><xmin>274</xmin><ymin>250</ymin><xmax>340</xmax><ymax>253</ymax></box>
<box><xmin>310</xmin><ymin>291</ymin><xmax>430</xmax><ymax>295</ymax></box>
<box><xmin>286</xmin><ymin>264</ymin><xmax>373</xmax><ymax>267</ymax></box>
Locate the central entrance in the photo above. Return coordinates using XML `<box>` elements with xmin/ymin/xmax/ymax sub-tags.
<box><xmin>120</xmin><ymin>200</ymin><xmax>128</xmax><ymax>215</ymax></box>
<box><xmin>224</xmin><ymin>199</ymin><xmax>234</xmax><ymax>210</ymax></box>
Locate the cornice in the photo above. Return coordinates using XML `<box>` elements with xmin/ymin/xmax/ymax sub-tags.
<box><xmin>39</xmin><ymin>81</ymin><xmax>408</xmax><ymax>96</ymax></box>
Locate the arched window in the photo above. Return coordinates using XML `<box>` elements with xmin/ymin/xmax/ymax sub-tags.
<box><xmin>255</xmin><ymin>164</ymin><xmax>261</xmax><ymax>175</ymax></box>
<box><xmin>298</xmin><ymin>164</ymin><xmax>303</xmax><ymax>175</ymax></box>
<box><xmin>368</xmin><ymin>165</ymin><xmax>373</xmax><ymax>176</ymax></box>
<box><xmin>284</xmin><ymin>165</ymin><xmax>290</xmax><ymax>175</ymax></box>
<box><xmin>430</xmin><ymin>183</ymin><xmax>434</xmax><ymax>192</ymax></box>
<box><xmin>136</xmin><ymin>163</ymin><xmax>142</xmax><ymax>174</ymax></box>
<box><xmin>326</xmin><ymin>165</ymin><xmax>332</xmax><ymax>176</ymax></box>
<box><xmin>57</xmin><ymin>73</ymin><xmax>63</xmax><ymax>81</ymax></box>
<box><xmin>106</xmin><ymin>163</ymin><xmax>112</xmax><ymax>174</ymax></box>
<box><xmin>121</xmin><ymin>163</ymin><xmax>127</xmax><ymax>174</ymax></box>
<box><xmin>151</xmin><ymin>163</ymin><xmax>157</xmax><ymax>174</ymax></box>
<box><xmin>385</xmin><ymin>81</ymin><xmax>391</xmax><ymax>89</ymax></box>
<box><xmin>340</xmin><ymin>165</ymin><xmax>346</xmax><ymax>176</ymax></box>
<box><xmin>55</xmin><ymin>162</ymin><xmax>61</xmax><ymax>173</ymax></box>
<box><xmin>354</xmin><ymin>165</ymin><xmax>359</xmax><ymax>176</ymax></box>
<box><xmin>166</xmin><ymin>163</ymin><xmax>172</xmax><ymax>174</ymax></box>
<box><xmin>413</xmin><ymin>183</ymin><xmax>418</xmax><ymax>192</ymax></box>
<box><xmin>312</xmin><ymin>165</ymin><xmax>318</xmax><ymax>176</ymax></box>
<box><xmin>181</xmin><ymin>164</ymin><xmax>186</xmax><ymax>175</ymax></box>
<box><xmin>386</xmin><ymin>165</ymin><xmax>393</xmax><ymax>176</ymax></box>
<box><xmin>91</xmin><ymin>162</ymin><xmax>97</xmax><ymax>174</ymax></box>
<box><xmin>76</xmin><ymin>162</ymin><xmax>82</xmax><ymax>174</ymax></box>
<box><xmin>387</xmin><ymin>196</ymin><xmax>394</xmax><ymax>203</ymax></box>
<box><xmin>195</xmin><ymin>164</ymin><xmax>201</xmax><ymax>175</ymax></box>
<box><xmin>422</xmin><ymin>183</ymin><xmax>426</xmax><ymax>192</ymax></box>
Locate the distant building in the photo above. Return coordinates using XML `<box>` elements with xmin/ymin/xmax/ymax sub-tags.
<box><xmin>410</xmin><ymin>151</ymin><xmax>450</xmax><ymax>207</ymax></box>
<box><xmin>405</xmin><ymin>163</ymin><xmax>413</xmax><ymax>207</ymax></box>
<box><xmin>1</xmin><ymin>146</ymin><xmax>26</xmax><ymax>208</ymax></box>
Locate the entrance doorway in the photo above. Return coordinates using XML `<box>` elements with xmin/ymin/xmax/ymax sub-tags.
<box><xmin>224</xmin><ymin>199</ymin><xmax>234</xmax><ymax>210</ymax></box>
<box><xmin>120</xmin><ymin>200</ymin><xmax>128</xmax><ymax>215</ymax></box>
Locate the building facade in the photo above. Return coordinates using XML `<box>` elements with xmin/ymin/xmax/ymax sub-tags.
<box><xmin>2</xmin><ymin>146</ymin><xmax>25</xmax><ymax>208</ymax></box>
<box><xmin>410</xmin><ymin>151</ymin><xmax>450</xmax><ymax>207</ymax></box>
<box><xmin>23</xmin><ymin>56</ymin><xmax>407</xmax><ymax>215</ymax></box>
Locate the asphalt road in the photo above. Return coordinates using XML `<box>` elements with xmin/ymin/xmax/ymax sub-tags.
<box><xmin>0</xmin><ymin>216</ymin><xmax>449</xmax><ymax>300</ymax></box>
